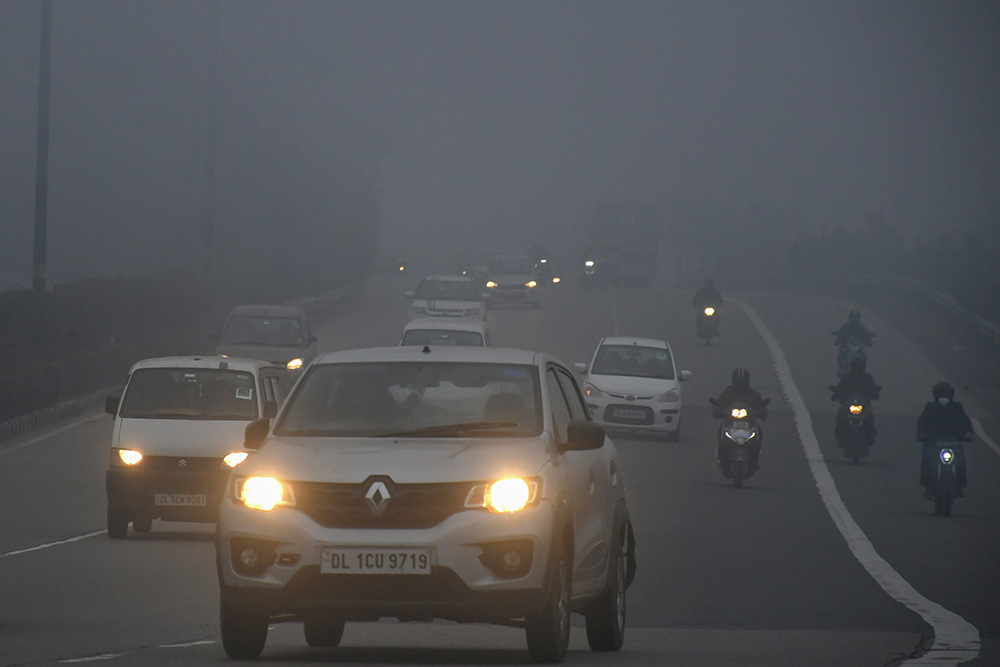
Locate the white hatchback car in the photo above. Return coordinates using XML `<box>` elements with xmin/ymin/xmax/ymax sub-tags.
<box><xmin>104</xmin><ymin>356</ymin><xmax>285</xmax><ymax>537</ymax></box>
<box><xmin>216</xmin><ymin>346</ymin><xmax>635</xmax><ymax>662</ymax></box>
<box><xmin>399</xmin><ymin>317</ymin><xmax>491</xmax><ymax>347</ymax></box>
<box><xmin>404</xmin><ymin>275</ymin><xmax>488</xmax><ymax>320</ymax></box>
<box><xmin>575</xmin><ymin>337</ymin><xmax>691</xmax><ymax>441</ymax></box>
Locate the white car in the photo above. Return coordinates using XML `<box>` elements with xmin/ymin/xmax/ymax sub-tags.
<box><xmin>216</xmin><ymin>346</ymin><xmax>635</xmax><ymax>662</ymax></box>
<box><xmin>213</xmin><ymin>304</ymin><xmax>318</xmax><ymax>372</ymax></box>
<box><xmin>404</xmin><ymin>275</ymin><xmax>488</xmax><ymax>320</ymax></box>
<box><xmin>575</xmin><ymin>337</ymin><xmax>691</xmax><ymax>441</ymax></box>
<box><xmin>104</xmin><ymin>356</ymin><xmax>285</xmax><ymax>538</ymax></box>
<box><xmin>485</xmin><ymin>256</ymin><xmax>541</xmax><ymax>308</ymax></box>
<box><xmin>399</xmin><ymin>317</ymin><xmax>492</xmax><ymax>346</ymax></box>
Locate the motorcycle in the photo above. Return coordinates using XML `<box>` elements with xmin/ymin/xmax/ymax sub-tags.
<box><xmin>697</xmin><ymin>305</ymin><xmax>720</xmax><ymax>346</ymax></box>
<box><xmin>709</xmin><ymin>398</ymin><xmax>770</xmax><ymax>488</ymax></box>
<box><xmin>829</xmin><ymin>388</ymin><xmax>875</xmax><ymax>464</ymax></box>
<box><xmin>832</xmin><ymin>331</ymin><xmax>874</xmax><ymax>378</ymax></box>
<box><xmin>927</xmin><ymin>440</ymin><xmax>964</xmax><ymax>517</ymax></box>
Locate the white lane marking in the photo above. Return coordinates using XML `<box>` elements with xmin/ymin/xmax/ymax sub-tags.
<box><xmin>0</xmin><ymin>414</ymin><xmax>103</xmax><ymax>459</ymax></box>
<box><xmin>733</xmin><ymin>298</ymin><xmax>980</xmax><ymax>666</ymax></box>
<box><xmin>1</xmin><ymin>530</ymin><xmax>106</xmax><ymax>558</ymax></box>
<box><xmin>970</xmin><ymin>417</ymin><xmax>1000</xmax><ymax>458</ymax></box>
<box><xmin>159</xmin><ymin>639</ymin><xmax>215</xmax><ymax>648</ymax></box>
<box><xmin>58</xmin><ymin>654</ymin><xmax>121</xmax><ymax>663</ymax></box>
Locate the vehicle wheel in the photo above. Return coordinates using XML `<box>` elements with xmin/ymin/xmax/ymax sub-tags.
<box><xmin>733</xmin><ymin>462</ymin><xmax>744</xmax><ymax>488</ymax></box>
<box><xmin>665</xmin><ymin>421</ymin><xmax>680</xmax><ymax>442</ymax></box>
<box><xmin>526</xmin><ymin>539</ymin><xmax>571</xmax><ymax>663</ymax></box>
<box><xmin>220</xmin><ymin>597</ymin><xmax>268</xmax><ymax>659</ymax></box>
<box><xmin>585</xmin><ymin>523</ymin><xmax>627</xmax><ymax>651</ymax></box>
<box><xmin>937</xmin><ymin>472</ymin><xmax>954</xmax><ymax>517</ymax></box>
<box><xmin>132</xmin><ymin>513</ymin><xmax>153</xmax><ymax>534</ymax></box>
<box><xmin>107</xmin><ymin>502</ymin><xmax>129</xmax><ymax>539</ymax></box>
<box><xmin>303</xmin><ymin>615</ymin><xmax>345</xmax><ymax>648</ymax></box>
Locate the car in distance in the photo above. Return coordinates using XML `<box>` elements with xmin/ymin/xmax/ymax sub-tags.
<box><xmin>575</xmin><ymin>337</ymin><xmax>691</xmax><ymax>441</ymax></box>
<box><xmin>216</xmin><ymin>346</ymin><xmax>636</xmax><ymax>661</ymax></box>
<box><xmin>404</xmin><ymin>274</ymin><xmax>488</xmax><ymax>320</ymax></box>
<box><xmin>104</xmin><ymin>356</ymin><xmax>284</xmax><ymax>538</ymax></box>
<box><xmin>213</xmin><ymin>304</ymin><xmax>318</xmax><ymax>372</ymax></box>
<box><xmin>399</xmin><ymin>317</ymin><xmax>491</xmax><ymax>347</ymax></box>
<box><xmin>485</xmin><ymin>256</ymin><xmax>542</xmax><ymax>308</ymax></box>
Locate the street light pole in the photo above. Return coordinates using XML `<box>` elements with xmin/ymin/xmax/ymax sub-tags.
<box><xmin>32</xmin><ymin>0</ymin><xmax>52</xmax><ymax>293</ymax></box>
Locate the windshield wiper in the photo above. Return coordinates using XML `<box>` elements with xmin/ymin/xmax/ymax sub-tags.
<box><xmin>385</xmin><ymin>421</ymin><xmax>520</xmax><ymax>437</ymax></box>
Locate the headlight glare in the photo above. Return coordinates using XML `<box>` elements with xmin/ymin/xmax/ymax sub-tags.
<box><xmin>849</xmin><ymin>404</ymin><xmax>863</xmax><ymax>415</ymax></box>
<box><xmin>486</xmin><ymin>281</ymin><xmax>498</xmax><ymax>288</ymax></box>
<box><xmin>704</xmin><ymin>307</ymin><xmax>716</xmax><ymax>316</ymax></box>
<box><xmin>223</xmin><ymin>452</ymin><xmax>249</xmax><ymax>468</ymax></box>
<box><xmin>730</xmin><ymin>408</ymin><xmax>748</xmax><ymax>419</ymax></box>
<box><xmin>117</xmin><ymin>449</ymin><xmax>143</xmax><ymax>465</ymax></box>
<box><xmin>584</xmin><ymin>383</ymin><xmax>603</xmax><ymax>399</ymax></box>
<box><xmin>239</xmin><ymin>477</ymin><xmax>293</xmax><ymax>511</ymax></box>
<box><xmin>525</xmin><ymin>280</ymin><xmax>537</xmax><ymax>288</ymax></box>
<box><xmin>286</xmin><ymin>358</ymin><xmax>303</xmax><ymax>370</ymax></box>
<box><xmin>487</xmin><ymin>479</ymin><xmax>531</xmax><ymax>513</ymax></box>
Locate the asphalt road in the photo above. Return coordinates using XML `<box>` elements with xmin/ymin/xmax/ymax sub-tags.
<box><xmin>1</xmin><ymin>274</ymin><xmax>997</xmax><ymax>666</ymax></box>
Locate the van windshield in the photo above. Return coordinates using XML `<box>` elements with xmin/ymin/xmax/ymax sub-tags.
<box><xmin>221</xmin><ymin>316</ymin><xmax>304</xmax><ymax>347</ymax></box>
<box><xmin>119</xmin><ymin>368</ymin><xmax>258</xmax><ymax>420</ymax></box>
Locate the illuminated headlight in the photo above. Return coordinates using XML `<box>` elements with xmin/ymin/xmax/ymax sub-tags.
<box><xmin>411</xmin><ymin>306</ymin><xmax>428</xmax><ymax>316</ymax></box>
<box><xmin>539</xmin><ymin>259</ymin><xmax>547</xmax><ymax>264</ymax></box>
<box><xmin>115</xmin><ymin>448</ymin><xmax>143</xmax><ymax>466</ymax></box>
<box><xmin>584</xmin><ymin>260</ymin><xmax>595</xmax><ymax>267</ymax></box>
<box><xmin>286</xmin><ymin>358</ymin><xmax>304</xmax><ymax>370</ymax></box>
<box><xmin>466</xmin><ymin>478</ymin><xmax>539</xmax><ymax>513</ymax></box>
<box><xmin>849</xmin><ymin>404</ymin><xmax>864</xmax><ymax>415</ymax></box>
<box><xmin>704</xmin><ymin>307</ymin><xmax>716</xmax><ymax>316</ymax></box>
<box><xmin>237</xmin><ymin>477</ymin><xmax>295</xmax><ymax>511</ymax></box>
<box><xmin>583</xmin><ymin>383</ymin><xmax>604</xmax><ymax>399</ymax></box>
<box><xmin>486</xmin><ymin>281</ymin><xmax>498</xmax><ymax>288</ymax></box>
<box><xmin>552</xmin><ymin>277</ymin><xmax>561</xmax><ymax>284</ymax></box>
<box><xmin>657</xmin><ymin>389</ymin><xmax>680</xmax><ymax>403</ymax></box>
<box><xmin>525</xmin><ymin>280</ymin><xmax>537</xmax><ymax>288</ymax></box>
<box><xmin>730</xmin><ymin>408</ymin><xmax>748</xmax><ymax>419</ymax></box>
<box><xmin>398</xmin><ymin>265</ymin><xmax>405</xmax><ymax>272</ymax></box>
<box><xmin>223</xmin><ymin>452</ymin><xmax>249</xmax><ymax>468</ymax></box>
<box><xmin>939</xmin><ymin>449</ymin><xmax>954</xmax><ymax>464</ymax></box>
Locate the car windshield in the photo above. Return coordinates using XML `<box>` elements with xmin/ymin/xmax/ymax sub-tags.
<box><xmin>591</xmin><ymin>345</ymin><xmax>676</xmax><ymax>379</ymax></box>
<box><xmin>414</xmin><ymin>280</ymin><xmax>479</xmax><ymax>301</ymax></box>
<box><xmin>221</xmin><ymin>315</ymin><xmax>304</xmax><ymax>347</ymax></box>
<box><xmin>276</xmin><ymin>362</ymin><xmax>541</xmax><ymax>437</ymax></box>
<box><xmin>401</xmin><ymin>330</ymin><xmax>485</xmax><ymax>346</ymax></box>
<box><xmin>119</xmin><ymin>368</ymin><xmax>259</xmax><ymax>420</ymax></box>
<box><xmin>490</xmin><ymin>258</ymin><xmax>534</xmax><ymax>275</ymax></box>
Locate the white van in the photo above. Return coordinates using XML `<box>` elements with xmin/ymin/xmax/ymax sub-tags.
<box><xmin>104</xmin><ymin>356</ymin><xmax>285</xmax><ymax>538</ymax></box>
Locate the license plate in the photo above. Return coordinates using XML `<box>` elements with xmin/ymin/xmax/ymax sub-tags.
<box><xmin>155</xmin><ymin>493</ymin><xmax>207</xmax><ymax>507</ymax></box>
<box><xmin>321</xmin><ymin>547</ymin><xmax>433</xmax><ymax>575</ymax></box>
<box><xmin>613</xmin><ymin>408</ymin><xmax>646</xmax><ymax>419</ymax></box>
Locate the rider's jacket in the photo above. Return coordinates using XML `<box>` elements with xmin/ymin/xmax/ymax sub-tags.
<box><xmin>713</xmin><ymin>386</ymin><xmax>768</xmax><ymax>420</ymax></box>
<box><xmin>834</xmin><ymin>321</ymin><xmax>873</xmax><ymax>347</ymax></box>
<box><xmin>831</xmin><ymin>370</ymin><xmax>880</xmax><ymax>403</ymax></box>
<box><xmin>917</xmin><ymin>401</ymin><xmax>972</xmax><ymax>443</ymax></box>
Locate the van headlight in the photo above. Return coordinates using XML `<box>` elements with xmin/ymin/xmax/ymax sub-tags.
<box><xmin>466</xmin><ymin>478</ymin><xmax>539</xmax><ymax>513</ymax></box>
<box><xmin>236</xmin><ymin>476</ymin><xmax>295</xmax><ymax>511</ymax></box>
<box><xmin>114</xmin><ymin>448</ymin><xmax>143</xmax><ymax>466</ymax></box>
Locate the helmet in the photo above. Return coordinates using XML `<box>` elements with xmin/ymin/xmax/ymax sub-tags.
<box><xmin>849</xmin><ymin>356</ymin><xmax>867</xmax><ymax>373</ymax></box>
<box><xmin>731</xmin><ymin>367</ymin><xmax>750</xmax><ymax>388</ymax></box>
<box><xmin>849</xmin><ymin>309</ymin><xmax>861</xmax><ymax>323</ymax></box>
<box><xmin>932</xmin><ymin>382</ymin><xmax>954</xmax><ymax>401</ymax></box>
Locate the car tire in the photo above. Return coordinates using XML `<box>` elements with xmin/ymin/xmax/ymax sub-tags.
<box><xmin>526</xmin><ymin>538</ymin><xmax>571</xmax><ymax>663</ymax></box>
<box><xmin>666</xmin><ymin>420</ymin><xmax>681</xmax><ymax>442</ymax></box>
<box><xmin>107</xmin><ymin>501</ymin><xmax>129</xmax><ymax>539</ymax></box>
<box><xmin>585</xmin><ymin>523</ymin><xmax>627</xmax><ymax>651</ymax></box>
<box><xmin>132</xmin><ymin>513</ymin><xmax>153</xmax><ymax>534</ymax></box>
<box><xmin>303</xmin><ymin>615</ymin><xmax>345</xmax><ymax>648</ymax></box>
<box><xmin>220</xmin><ymin>597</ymin><xmax>268</xmax><ymax>659</ymax></box>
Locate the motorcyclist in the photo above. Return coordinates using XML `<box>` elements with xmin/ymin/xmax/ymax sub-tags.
<box><xmin>713</xmin><ymin>368</ymin><xmax>769</xmax><ymax>471</ymax></box>
<box><xmin>692</xmin><ymin>277</ymin><xmax>722</xmax><ymax>310</ymax></box>
<box><xmin>830</xmin><ymin>356</ymin><xmax>881</xmax><ymax>445</ymax></box>
<box><xmin>834</xmin><ymin>309</ymin><xmax>874</xmax><ymax>348</ymax></box>
<box><xmin>917</xmin><ymin>381</ymin><xmax>973</xmax><ymax>498</ymax></box>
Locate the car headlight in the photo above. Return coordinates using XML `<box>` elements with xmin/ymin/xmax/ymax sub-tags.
<box><xmin>411</xmin><ymin>306</ymin><xmax>428</xmax><ymax>316</ymax></box>
<box><xmin>525</xmin><ymin>280</ymin><xmax>537</xmax><ymax>288</ymax></box>
<box><xmin>223</xmin><ymin>452</ymin><xmax>249</xmax><ymax>468</ymax></box>
<box><xmin>583</xmin><ymin>383</ymin><xmax>603</xmax><ymax>399</ymax></box>
<box><xmin>286</xmin><ymin>358</ymin><xmax>304</xmax><ymax>370</ymax></box>
<box><xmin>657</xmin><ymin>389</ymin><xmax>680</xmax><ymax>403</ymax></box>
<box><xmin>730</xmin><ymin>407</ymin><xmax>748</xmax><ymax>419</ymax></box>
<box><xmin>114</xmin><ymin>448</ymin><xmax>143</xmax><ymax>466</ymax></box>
<box><xmin>486</xmin><ymin>281</ymin><xmax>498</xmax><ymax>288</ymax></box>
<box><xmin>237</xmin><ymin>476</ymin><xmax>295</xmax><ymax>511</ymax></box>
<box><xmin>466</xmin><ymin>478</ymin><xmax>539</xmax><ymax>513</ymax></box>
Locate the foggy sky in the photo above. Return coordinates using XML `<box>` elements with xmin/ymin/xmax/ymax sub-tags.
<box><xmin>1</xmin><ymin>0</ymin><xmax>998</xmax><ymax>285</ymax></box>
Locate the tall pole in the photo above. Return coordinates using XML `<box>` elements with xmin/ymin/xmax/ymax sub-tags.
<box><xmin>203</xmin><ymin>0</ymin><xmax>219</xmax><ymax>271</ymax></box>
<box><xmin>32</xmin><ymin>0</ymin><xmax>52</xmax><ymax>293</ymax></box>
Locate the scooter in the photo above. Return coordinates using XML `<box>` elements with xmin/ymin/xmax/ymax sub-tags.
<box><xmin>697</xmin><ymin>305</ymin><xmax>720</xmax><ymax>346</ymax></box>
<box><xmin>927</xmin><ymin>440</ymin><xmax>964</xmax><ymax>517</ymax></box>
<box><xmin>833</xmin><ymin>334</ymin><xmax>871</xmax><ymax>378</ymax></box>
<box><xmin>709</xmin><ymin>398</ymin><xmax>769</xmax><ymax>488</ymax></box>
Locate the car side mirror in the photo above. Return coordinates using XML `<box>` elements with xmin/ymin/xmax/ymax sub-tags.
<box><xmin>104</xmin><ymin>396</ymin><xmax>120</xmax><ymax>417</ymax></box>
<box><xmin>679</xmin><ymin>370</ymin><xmax>692</xmax><ymax>381</ymax></box>
<box><xmin>244</xmin><ymin>418</ymin><xmax>271</xmax><ymax>450</ymax></box>
<box><xmin>403</xmin><ymin>290</ymin><xmax>415</xmax><ymax>299</ymax></box>
<box><xmin>573</xmin><ymin>362</ymin><xmax>588</xmax><ymax>374</ymax></box>
<box><xmin>563</xmin><ymin>419</ymin><xmax>605</xmax><ymax>451</ymax></box>
<box><xmin>262</xmin><ymin>400</ymin><xmax>278</xmax><ymax>420</ymax></box>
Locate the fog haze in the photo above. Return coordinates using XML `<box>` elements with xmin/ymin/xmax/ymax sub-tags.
<box><xmin>1</xmin><ymin>0</ymin><xmax>997</xmax><ymax>285</ymax></box>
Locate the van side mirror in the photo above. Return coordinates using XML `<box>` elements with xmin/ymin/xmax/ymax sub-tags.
<box><xmin>244</xmin><ymin>418</ymin><xmax>271</xmax><ymax>450</ymax></box>
<box><xmin>262</xmin><ymin>400</ymin><xmax>278</xmax><ymax>420</ymax></box>
<box><xmin>679</xmin><ymin>370</ymin><xmax>692</xmax><ymax>381</ymax></box>
<box><xmin>104</xmin><ymin>396</ymin><xmax>120</xmax><ymax>417</ymax></box>
<box><xmin>562</xmin><ymin>419</ymin><xmax>605</xmax><ymax>452</ymax></box>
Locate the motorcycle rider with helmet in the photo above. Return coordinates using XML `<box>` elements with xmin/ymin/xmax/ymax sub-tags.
<box><xmin>918</xmin><ymin>382</ymin><xmax>973</xmax><ymax>498</ymax></box>
<box><xmin>830</xmin><ymin>356</ymin><xmax>881</xmax><ymax>445</ymax></box>
<box><xmin>834</xmin><ymin>309</ymin><xmax>874</xmax><ymax>348</ymax></box>
<box><xmin>712</xmin><ymin>368</ymin><xmax>769</xmax><ymax>471</ymax></box>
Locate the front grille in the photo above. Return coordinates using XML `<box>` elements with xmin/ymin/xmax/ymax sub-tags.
<box><xmin>608</xmin><ymin>392</ymin><xmax>653</xmax><ymax>400</ymax></box>
<box><xmin>291</xmin><ymin>478</ymin><xmax>475</xmax><ymax>529</ymax></box>
<box><xmin>603</xmin><ymin>404</ymin><xmax>654</xmax><ymax>426</ymax></box>
<box><xmin>140</xmin><ymin>456</ymin><xmax>221</xmax><ymax>472</ymax></box>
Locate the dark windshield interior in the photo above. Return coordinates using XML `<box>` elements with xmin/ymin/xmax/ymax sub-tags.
<box><xmin>591</xmin><ymin>345</ymin><xmax>676</xmax><ymax>379</ymax></box>
<box><xmin>221</xmin><ymin>316</ymin><xmax>304</xmax><ymax>347</ymax></box>
<box><xmin>490</xmin><ymin>258</ymin><xmax>534</xmax><ymax>275</ymax></box>
<box><xmin>414</xmin><ymin>280</ymin><xmax>479</xmax><ymax>301</ymax></box>
<box><xmin>119</xmin><ymin>368</ymin><xmax>258</xmax><ymax>420</ymax></box>
<box><xmin>401</xmin><ymin>330</ymin><xmax>485</xmax><ymax>346</ymax></box>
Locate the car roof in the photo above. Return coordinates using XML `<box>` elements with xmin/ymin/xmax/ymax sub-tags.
<box><xmin>419</xmin><ymin>275</ymin><xmax>476</xmax><ymax>283</ymax></box>
<box><xmin>128</xmin><ymin>355</ymin><xmax>277</xmax><ymax>373</ymax></box>
<box><xmin>312</xmin><ymin>346</ymin><xmax>544</xmax><ymax>367</ymax></box>
<box><xmin>227</xmin><ymin>304</ymin><xmax>306</xmax><ymax>318</ymax></box>
<box><xmin>402</xmin><ymin>318</ymin><xmax>489</xmax><ymax>334</ymax></box>
<box><xmin>599</xmin><ymin>336</ymin><xmax>670</xmax><ymax>350</ymax></box>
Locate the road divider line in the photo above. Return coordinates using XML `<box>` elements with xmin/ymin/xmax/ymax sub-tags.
<box><xmin>970</xmin><ymin>417</ymin><xmax>1000</xmax><ymax>458</ymax></box>
<box><xmin>733</xmin><ymin>298</ymin><xmax>980</xmax><ymax>667</ymax></box>
<box><xmin>1</xmin><ymin>530</ymin><xmax>105</xmax><ymax>558</ymax></box>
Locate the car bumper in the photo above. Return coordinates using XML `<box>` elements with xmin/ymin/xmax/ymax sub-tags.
<box><xmin>106</xmin><ymin>467</ymin><xmax>229</xmax><ymax>522</ymax></box>
<box><xmin>586</xmin><ymin>400</ymin><xmax>681</xmax><ymax>433</ymax></box>
<box><xmin>217</xmin><ymin>498</ymin><xmax>556</xmax><ymax>622</ymax></box>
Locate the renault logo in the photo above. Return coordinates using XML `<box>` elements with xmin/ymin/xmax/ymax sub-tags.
<box><xmin>364</xmin><ymin>481</ymin><xmax>391</xmax><ymax>515</ymax></box>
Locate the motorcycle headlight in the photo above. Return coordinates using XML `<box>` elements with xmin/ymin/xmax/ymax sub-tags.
<box><xmin>730</xmin><ymin>408</ymin><xmax>748</xmax><ymax>419</ymax></box>
<box><xmin>552</xmin><ymin>277</ymin><xmax>561</xmax><ymax>284</ymax></box>
<box><xmin>849</xmin><ymin>404</ymin><xmax>863</xmax><ymax>415</ymax></box>
<box><xmin>704</xmin><ymin>307</ymin><xmax>716</xmax><ymax>316</ymax></box>
<box><xmin>584</xmin><ymin>260</ymin><xmax>595</xmax><ymax>267</ymax></box>
<box><xmin>657</xmin><ymin>389</ymin><xmax>680</xmax><ymax>403</ymax></box>
<box><xmin>466</xmin><ymin>478</ymin><xmax>539</xmax><ymax>513</ymax></box>
<box><xmin>583</xmin><ymin>383</ymin><xmax>604</xmax><ymax>399</ymax></box>
<box><xmin>939</xmin><ymin>449</ymin><xmax>954</xmax><ymax>464</ymax></box>
<box><xmin>237</xmin><ymin>476</ymin><xmax>295</xmax><ymax>511</ymax></box>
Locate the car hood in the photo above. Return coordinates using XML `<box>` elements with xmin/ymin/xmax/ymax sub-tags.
<box><xmin>586</xmin><ymin>373</ymin><xmax>677</xmax><ymax>396</ymax></box>
<box><xmin>411</xmin><ymin>299</ymin><xmax>483</xmax><ymax>309</ymax></box>
<box><xmin>215</xmin><ymin>343</ymin><xmax>309</xmax><ymax>365</ymax></box>
<box><xmin>115</xmin><ymin>418</ymin><xmax>251</xmax><ymax>456</ymax></box>
<box><xmin>242</xmin><ymin>436</ymin><xmax>551</xmax><ymax>484</ymax></box>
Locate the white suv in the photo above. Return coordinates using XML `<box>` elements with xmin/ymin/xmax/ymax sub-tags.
<box><xmin>216</xmin><ymin>346</ymin><xmax>635</xmax><ymax>662</ymax></box>
<box><xmin>404</xmin><ymin>275</ymin><xmax>488</xmax><ymax>320</ymax></box>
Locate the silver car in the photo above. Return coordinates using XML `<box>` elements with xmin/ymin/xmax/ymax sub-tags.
<box><xmin>216</xmin><ymin>346</ymin><xmax>635</xmax><ymax>662</ymax></box>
